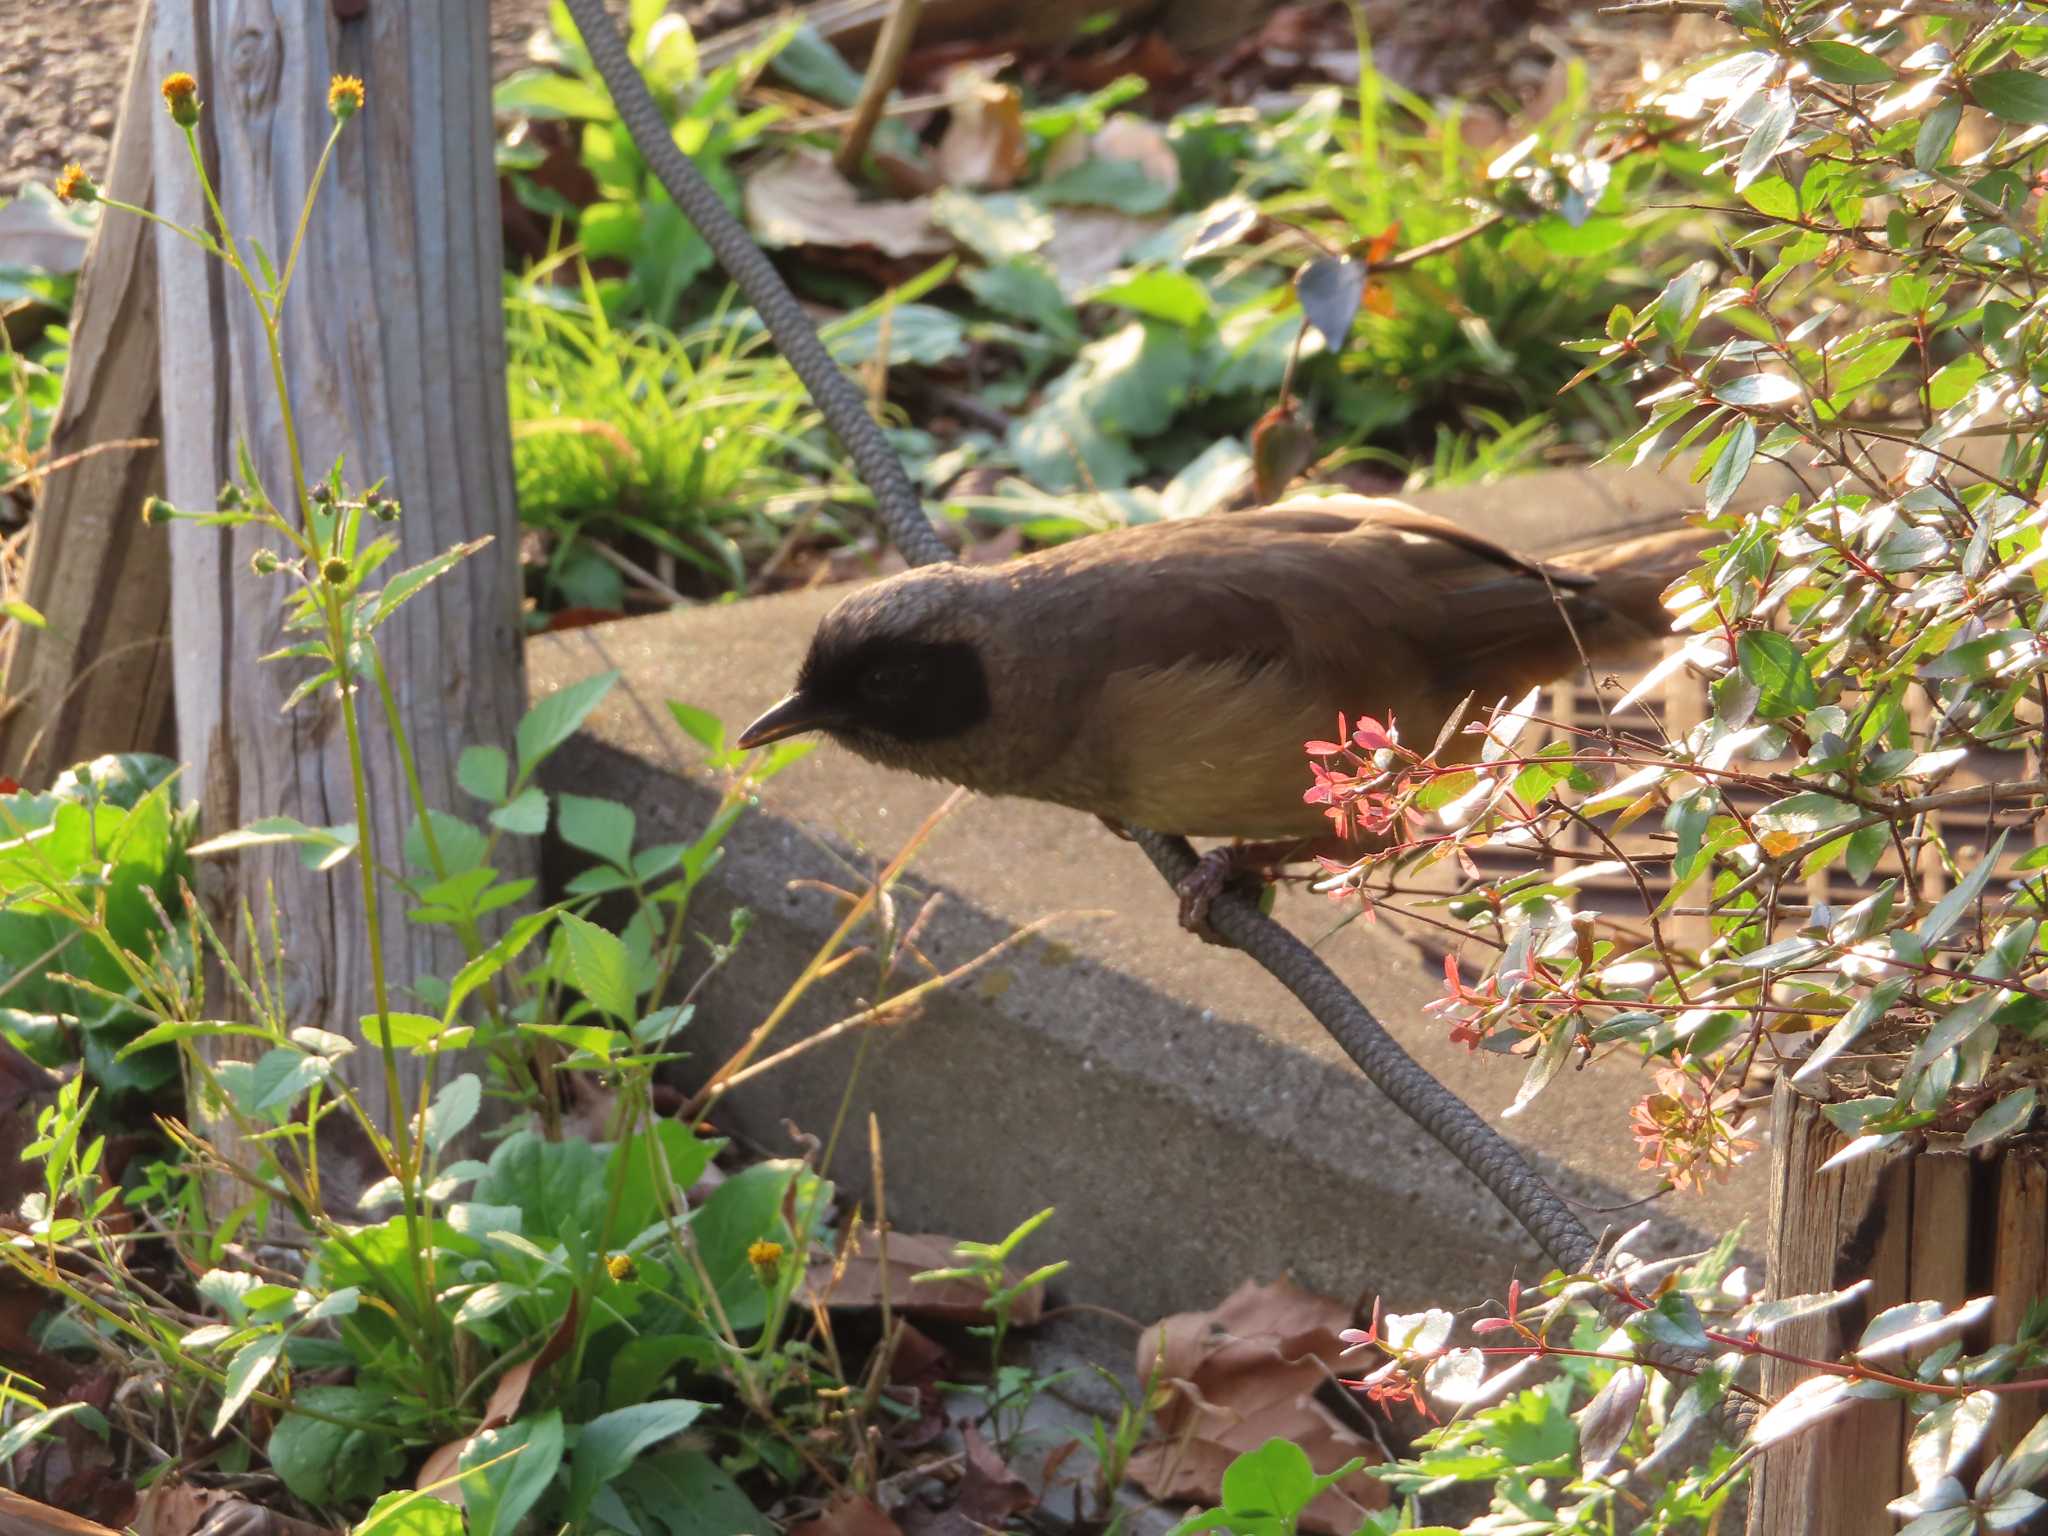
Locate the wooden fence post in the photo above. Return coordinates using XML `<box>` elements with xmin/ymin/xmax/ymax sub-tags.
<box><xmin>1748</xmin><ymin>1081</ymin><xmax>2048</xmax><ymax>1532</ymax></box>
<box><xmin>149</xmin><ymin>5</ymin><xmax>528</xmax><ymax>1157</ymax></box>
<box><xmin>0</xmin><ymin>4</ymin><xmax>173</xmax><ymax>779</ymax></box>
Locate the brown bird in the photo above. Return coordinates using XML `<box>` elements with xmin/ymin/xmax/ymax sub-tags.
<box><xmin>737</xmin><ymin>496</ymin><xmax>1701</xmax><ymax>927</ymax></box>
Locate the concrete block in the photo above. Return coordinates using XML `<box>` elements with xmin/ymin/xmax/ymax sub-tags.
<box><xmin>528</xmin><ymin>469</ymin><xmax>1768</xmax><ymax>1323</ymax></box>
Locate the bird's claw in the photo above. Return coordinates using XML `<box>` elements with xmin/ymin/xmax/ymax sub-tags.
<box><xmin>1176</xmin><ymin>848</ymin><xmax>1246</xmax><ymax>945</ymax></box>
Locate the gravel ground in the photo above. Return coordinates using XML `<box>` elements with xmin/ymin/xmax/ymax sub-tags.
<box><xmin>1</xmin><ymin>0</ymin><xmax>557</xmax><ymax>201</ymax></box>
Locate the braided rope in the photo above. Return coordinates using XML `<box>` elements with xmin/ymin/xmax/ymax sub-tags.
<box><xmin>557</xmin><ymin>0</ymin><xmax>1747</xmax><ymax>1438</ymax></box>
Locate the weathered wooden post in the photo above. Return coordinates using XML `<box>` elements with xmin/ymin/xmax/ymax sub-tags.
<box><xmin>0</xmin><ymin>4</ymin><xmax>173</xmax><ymax>778</ymax></box>
<box><xmin>149</xmin><ymin>5</ymin><xmax>527</xmax><ymax>1137</ymax></box>
<box><xmin>1749</xmin><ymin>1081</ymin><xmax>2048</xmax><ymax>1532</ymax></box>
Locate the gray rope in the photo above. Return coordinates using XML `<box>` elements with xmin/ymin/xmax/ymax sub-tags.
<box><xmin>558</xmin><ymin>0</ymin><xmax>1746</xmax><ymax>1439</ymax></box>
<box><xmin>563</xmin><ymin>0</ymin><xmax>951</xmax><ymax>569</ymax></box>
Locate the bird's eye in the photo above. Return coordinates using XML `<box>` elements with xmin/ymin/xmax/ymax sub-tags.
<box><xmin>859</xmin><ymin>658</ymin><xmax>926</xmax><ymax>702</ymax></box>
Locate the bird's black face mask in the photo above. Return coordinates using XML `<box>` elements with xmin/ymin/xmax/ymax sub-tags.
<box><xmin>738</xmin><ymin>636</ymin><xmax>991</xmax><ymax>748</ymax></box>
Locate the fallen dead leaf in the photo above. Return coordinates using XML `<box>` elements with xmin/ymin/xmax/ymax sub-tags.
<box><xmin>902</xmin><ymin>1422</ymin><xmax>1034</xmax><ymax>1536</ymax></box>
<box><xmin>934</xmin><ymin>64</ymin><xmax>1029</xmax><ymax>190</ymax></box>
<box><xmin>134</xmin><ymin>1487</ymin><xmax>326</xmax><ymax>1536</ymax></box>
<box><xmin>1040</xmin><ymin>208</ymin><xmax>1170</xmax><ymax>296</ymax></box>
<box><xmin>1126</xmin><ymin>1278</ymin><xmax>1386</xmax><ymax>1536</ymax></box>
<box><xmin>745</xmin><ymin>151</ymin><xmax>951</xmax><ymax>259</ymax></box>
<box><xmin>804</xmin><ymin>1228</ymin><xmax>1044</xmax><ymax>1327</ymax></box>
<box><xmin>0</xmin><ymin>1487</ymin><xmax>121</xmax><ymax>1536</ymax></box>
<box><xmin>786</xmin><ymin>1494</ymin><xmax>906</xmax><ymax>1536</ymax></box>
<box><xmin>420</xmin><ymin>1292</ymin><xmax>582</xmax><ymax>1504</ymax></box>
<box><xmin>1041</xmin><ymin>114</ymin><xmax>1180</xmax><ymax>202</ymax></box>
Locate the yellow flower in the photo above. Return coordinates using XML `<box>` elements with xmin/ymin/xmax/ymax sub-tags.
<box><xmin>747</xmin><ymin>1238</ymin><xmax>785</xmax><ymax>1286</ymax></box>
<box><xmin>328</xmin><ymin>75</ymin><xmax>364</xmax><ymax>121</ymax></box>
<box><xmin>53</xmin><ymin>164</ymin><xmax>96</xmax><ymax>205</ymax></box>
<box><xmin>606</xmin><ymin>1252</ymin><xmax>637</xmax><ymax>1282</ymax></box>
<box><xmin>161</xmin><ymin>72</ymin><xmax>201</xmax><ymax>127</ymax></box>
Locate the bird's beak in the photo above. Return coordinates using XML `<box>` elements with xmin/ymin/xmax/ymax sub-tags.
<box><xmin>736</xmin><ymin>691</ymin><xmax>841</xmax><ymax>749</ymax></box>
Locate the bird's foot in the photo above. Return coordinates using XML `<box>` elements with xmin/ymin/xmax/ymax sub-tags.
<box><xmin>1176</xmin><ymin>847</ymin><xmax>1246</xmax><ymax>944</ymax></box>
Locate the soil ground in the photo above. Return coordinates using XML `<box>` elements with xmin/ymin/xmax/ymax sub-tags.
<box><xmin>1</xmin><ymin>1</ymin><xmax>557</xmax><ymax>201</ymax></box>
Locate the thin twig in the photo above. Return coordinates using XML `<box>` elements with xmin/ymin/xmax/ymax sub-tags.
<box><xmin>833</xmin><ymin>0</ymin><xmax>924</xmax><ymax>177</ymax></box>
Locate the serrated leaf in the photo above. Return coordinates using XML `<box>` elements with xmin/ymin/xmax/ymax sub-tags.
<box><xmin>458</xmin><ymin>746</ymin><xmax>510</xmax><ymax>805</ymax></box>
<box><xmin>517</xmin><ymin>671</ymin><xmax>619</xmax><ymax>781</ymax></box>
<box><xmin>559</xmin><ymin>911</ymin><xmax>635</xmax><ymax>1022</ymax></box>
<box><xmin>214</xmin><ymin>1333</ymin><xmax>284</xmax><ymax>1435</ymax></box>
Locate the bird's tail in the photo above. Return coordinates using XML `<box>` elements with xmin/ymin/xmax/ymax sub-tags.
<box><xmin>1550</xmin><ymin>525</ymin><xmax>1716</xmax><ymax>653</ymax></box>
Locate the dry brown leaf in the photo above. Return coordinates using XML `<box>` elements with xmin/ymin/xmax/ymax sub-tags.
<box><xmin>1041</xmin><ymin>114</ymin><xmax>1180</xmax><ymax>200</ymax></box>
<box><xmin>1127</xmin><ymin>1278</ymin><xmax>1386</xmax><ymax>1536</ymax></box>
<box><xmin>1041</xmin><ymin>208</ymin><xmax>1170</xmax><ymax>296</ymax></box>
<box><xmin>131</xmin><ymin>1487</ymin><xmax>325</xmax><ymax>1536</ymax></box>
<box><xmin>745</xmin><ymin>151</ymin><xmax>950</xmax><ymax>258</ymax></box>
<box><xmin>934</xmin><ymin>65</ymin><xmax>1029</xmax><ymax>190</ymax></box>
<box><xmin>786</xmin><ymin>1494</ymin><xmax>907</xmax><ymax>1536</ymax></box>
<box><xmin>902</xmin><ymin>1422</ymin><xmax>1035</xmax><ymax>1536</ymax></box>
<box><xmin>803</xmin><ymin>1227</ymin><xmax>1043</xmax><ymax>1326</ymax></box>
<box><xmin>420</xmin><ymin>1292</ymin><xmax>582</xmax><ymax>1503</ymax></box>
<box><xmin>0</xmin><ymin>1488</ymin><xmax>121</xmax><ymax>1536</ymax></box>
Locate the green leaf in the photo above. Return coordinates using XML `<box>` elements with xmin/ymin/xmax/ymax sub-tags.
<box><xmin>494</xmin><ymin>69</ymin><xmax>618</xmax><ymax>121</ymax></box>
<box><xmin>1736</xmin><ymin>89</ymin><xmax>1797</xmax><ymax>190</ymax></box>
<box><xmin>565</xmin><ymin>1400</ymin><xmax>710</xmax><ymax>1525</ymax></box>
<box><xmin>1973</xmin><ymin>69</ymin><xmax>2048</xmax><ymax>124</ymax></box>
<box><xmin>363</xmin><ymin>540</ymin><xmax>490</xmax><ymax>633</ymax></box>
<box><xmin>666</xmin><ymin>701</ymin><xmax>726</xmax><ymax>755</ymax></box>
<box><xmin>962</xmin><ymin>259</ymin><xmax>1076</xmax><ymax>337</ymax></box>
<box><xmin>490</xmin><ymin>786</ymin><xmax>549</xmax><ymax>837</ymax></box>
<box><xmin>1919</xmin><ymin>832</ymin><xmax>2007</xmax><ymax>947</ymax></box>
<box><xmin>270</xmin><ymin>1386</ymin><xmax>406</xmax><ymax>1506</ymax></box>
<box><xmin>460</xmin><ymin>1412</ymin><xmax>564</xmax><ymax>1536</ymax></box>
<box><xmin>1917</xmin><ymin>98</ymin><xmax>1963</xmax><ymax>168</ymax></box>
<box><xmin>458</xmin><ymin>746</ymin><xmax>510</xmax><ymax>805</ymax></box>
<box><xmin>353</xmin><ymin>1489</ymin><xmax>465</xmax><ymax>1536</ymax></box>
<box><xmin>516</xmin><ymin>671</ymin><xmax>619</xmax><ymax>781</ymax></box>
<box><xmin>1740</xmin><ymin>175</ymin><xmax>1798</xmax><ymax>222</ymax></box>
<box><xmin>1704</xmin><ymin>418</ymin><xmax>1757</xmax><ymax>515</ymax></box>
<box><xmin>1220</xmin><ymin>1438</ymin><xmax>1317</xmax><ymax>1518</ymax></box>
<box><xmin>445</xmin><ymin>906</ymin><xmax>561</xmax><ymax>1024</ymax></box>
<box><xmin>1737</xmin><ymin>631</ymin><xmax>1818</xmax><ymax>716</ymax></box>
<box><xmin>1847</xmin><ymin>822</ymin><xmax>1889</xmax><ymax>883</ymax></box>
<box><xmin>602</xmin><ymin>1450</ymin><xmax>770</xmax><ymax>1536</ymax></box>
<box><xmin>423</xmin><ymin>1073</ymin><xmax>482</xmax><ymax>1154</ymax></box>
<box><xmin>1040</xmin><ymin>154</ymin><xmax>1174</xmax><ymax>214</ymax></box>
<box><xmin>558</xmin><ymin>794</ymin><xmax>636</xmax><ymax>869</ymax></box>
<box><xmin>2</xmin><ymin>599</ymin><xmax>47</xmax><ymax>630</ymax></box>
<box><xmin>559</xmin><ymin>911</ymin><xmax>636</xmax><ymax>1021</ymax></box>
<box><xmin>1804</xmin><ymin>41</ymin><xmax>1894</xmax><ymax>85</ymax></box>
<box><xmin>1089</xmin><ymin>268</ymin><xmax>1212</xmax><ymax>328</ymax></box>
<box><xmin>1965</xmin><ymin>1086</ymin><xmax>2036</xmax><ymax>1149</ymax></box>
<box><xmin>214</xmin><ymin>1333</ymin><xmax>284</xmax><ymax>1435</ymax></box>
